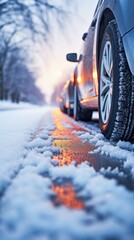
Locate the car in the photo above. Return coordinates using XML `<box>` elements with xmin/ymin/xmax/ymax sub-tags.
<box><xmin>66</xmin><ymin>0</ymin><xmax>134</xmax><ymax>141</ymax></box>
<box><xmin>58</xmin><ymin>80</ymin><xmax>74</xmax><ymax>116</ymax></box>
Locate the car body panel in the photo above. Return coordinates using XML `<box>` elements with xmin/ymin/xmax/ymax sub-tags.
<box><xmin>92</xmin><ymin>0</ymin><xmax>116</xmax><ymax>97</ymax></box>
<box><xmin>77</xmin><ymin>0</ymin><xmax>116</xmax><ymax>107</ymax></box>
<box><xmin>123</xmin><ymin>29</ymin><xmax>134</xmax><ymax>76</ymax></box>
<box><xmin>75</xmin><ymin>0</ymin><xmax>134</xmax><ymax>110</ymax></box>
<box><xmin>114</xmin><ymin>0</ymin><xmax>134</xmax><ymax>36</ymax></box>
<box><xmin>114</xmin><ymin>0</ymin><xmax>134</xmax><ymax>75</ymax></box>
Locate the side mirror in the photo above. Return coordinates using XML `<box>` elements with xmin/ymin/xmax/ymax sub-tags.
<box><xmin>66</xmin><ymin>53</ymin><xmax>79</xmax><ymax>62</ymax></box>
<box><xmin>82</xmin><ymin>32</ymin><xmax>88</xmax><ymax>41</ymax></box>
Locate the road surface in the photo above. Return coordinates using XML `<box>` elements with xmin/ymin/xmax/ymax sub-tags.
<box><xmin>0</xmin><ymin>103</ymin><xmax>134</xmax><ymax>240</ymax></box>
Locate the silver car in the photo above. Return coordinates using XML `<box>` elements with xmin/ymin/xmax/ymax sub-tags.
<box><xmin>67</xmin><ymin>0</ymin><xmax>134</xmax><ymax>141</ymax></box>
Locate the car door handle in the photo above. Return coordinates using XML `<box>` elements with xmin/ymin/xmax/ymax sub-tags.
<box><xmin>91</xmin><ymin>18</ymin><xmax>97</xmax><ymax>29</ymax></box>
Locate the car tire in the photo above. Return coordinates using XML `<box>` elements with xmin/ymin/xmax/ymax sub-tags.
<box><xmin>81</xmin><ymin>108</ymin><xmax>93</xmax><ymax>122</ymax></box>
<box><xmin>74</xmin><ymin>85</ymin><xmax>80</xmax><ymax>121</ymax></box>
<box><xmin>63</xmin><ymin>106</ymin><xmax>67</xmax><ymax>114</ymax></box>
<box><xmin>67</xmin><ymin>104</ymin><xmax>73</xmax><ymax>116</ymax></box>
<box><xmin>74</xmin><ymin>84</ymin><xmax>93</xmax><ymax>121</ymax></box>
<box><xmin>99</xmin><ymin>20</ymin><xmax>134</xmax><ymax>141</ymax></box>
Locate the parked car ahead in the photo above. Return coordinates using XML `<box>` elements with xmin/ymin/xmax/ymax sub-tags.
<box><xmin>58</xmin><ymin>80</ymin><xmax>74</xmax><ymax>116</ymax></box>
<box><xmin>66</xmin><ymin>0</ymin><xmax>134</xmax><ymax>141</ymax></box>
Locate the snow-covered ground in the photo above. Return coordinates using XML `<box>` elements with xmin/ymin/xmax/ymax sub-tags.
<box><xmin>73</xmin><ymin>122</ymin><xmax>134</xmax><ymax>180</ymax></box>
<box><xmin>0</xmin><ymin>102</ymin><xmax>134</xmax><ymax>240</ymax></box>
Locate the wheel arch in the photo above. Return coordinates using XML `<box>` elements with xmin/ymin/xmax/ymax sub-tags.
<box><xmin>96</xmin><ymin>5</ymin><xmax>134</xmax><ymax>76</ymax></box>
<box><xmin>98</xmin><ymin>19</ymin><xmax>134</xmax><ymax>141</ymax></box>
<box><xmin>96</xmin><ymin>9</ymin><xmax>115</xmax><ymax>72</ymax></box>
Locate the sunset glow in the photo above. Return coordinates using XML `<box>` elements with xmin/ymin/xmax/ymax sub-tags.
<box><xmin>35</xmin><ymin>0</ymin><xmax>98</xmax><ymax>102</ymax></box>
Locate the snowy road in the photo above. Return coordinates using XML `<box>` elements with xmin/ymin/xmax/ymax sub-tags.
<box><xmin>0</xmin><ymin>103</ymin><xmax>134</xmax><ymax>240</ymax></box>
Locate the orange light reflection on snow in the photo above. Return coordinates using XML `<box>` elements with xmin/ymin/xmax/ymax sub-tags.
<box><xmin>52</xmin><ymin>184</ymin><xmax>84</xmax><ymax>209</ymax></box>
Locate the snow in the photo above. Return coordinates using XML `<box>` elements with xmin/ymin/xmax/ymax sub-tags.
<box><xmin>124</xmin><ymin>156</ymin><xmax>134</xmax><ymax>178</ymax></box>
<box><xmin>100</xmin><ymin>166</ymin><xmax>124</xmax><ymax>178</ymax></box>
<box><xmin>61</xmin><ymin>121</ymin><xmax>73</xmax><ymax>129</ymax></box>
<box><xmin>0</xmin><ymin>103</ymin><xmax>47</xmax><ymax>196</ymax></box>
<box><xmin>0</xmin><ymin>100</ymin><xmax>37</xmax><ymax>110</ymax></box>
<box><xmin>0</xmin><ymin>102</ymin><xmax>134</xmax><ymax>240</ymax></box>
<box><xmin>27</xmin><ymin>137</ymin><xmax>52</xmax><ymax>149</ymax></box>
<box><xmin>73</xmin><ymin>127</ymin><xmax>134</xmax><ymax>176</ymax></box>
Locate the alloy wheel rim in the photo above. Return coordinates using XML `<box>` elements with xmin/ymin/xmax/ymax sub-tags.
<box><xmin>100</xmin><ymin>40</ymin><xmax>113</xmax><ymax>124</ymax></box>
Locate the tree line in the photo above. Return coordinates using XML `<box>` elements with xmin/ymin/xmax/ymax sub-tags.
<box><xmin>0</xmin><ymin>0</ymin><xmax>73</xmax><ymax>105</ymax></box>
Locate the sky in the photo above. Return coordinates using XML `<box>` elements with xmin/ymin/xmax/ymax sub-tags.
<box><xmin>36</xmin><ymin>0</ymin><xmax>98</xmax><ymax>102</ymax></box>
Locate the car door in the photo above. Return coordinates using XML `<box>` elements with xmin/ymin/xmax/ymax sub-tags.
<box><xmin>78</xmin><ymin>0</ymin><xmax>104</xmax><ymax>102</ymax></box>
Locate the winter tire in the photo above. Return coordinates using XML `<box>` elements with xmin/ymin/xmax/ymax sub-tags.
<box><xmin>63</xmin><ymin>106</ymin><xmax>67</xmax><ymax>114</ymax></box>
<box><xmin>67</xmin><ymin>104</ymin><xmax>73</xmax><ymax>117</ymax></box>
<box><xmin>74</xmin><ymin>85</ymin><xmax>93</xmax><ymax>121</ymax></box>
<box><xmin>74</xmin><ymin>85</ymin><xmax>80</xmax><ymax>121</ymax></box>
<box><xmin>99</xmin><ymin>20</ymin><xmax>134</xmax><ymax>141</ymax></box>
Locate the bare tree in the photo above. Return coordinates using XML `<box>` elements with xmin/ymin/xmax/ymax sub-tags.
<box><xmin>0</xmin><ymin>0</ymin><xmax>75</xmax><ymax>102</ymax></box>
<box><xmin>0</xmin><ymin>0</ymin><xmax>72</xmax><ymax>40</ymax></box>
<box><xmin>0</xmin><ymin>30</ymin><xmax>28</xmax><ymax>99</ymax></box>
<box><xmin>5</xmin><ymin>49</ymin><xmax>46</xmax><ymax>104</ymax></box>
